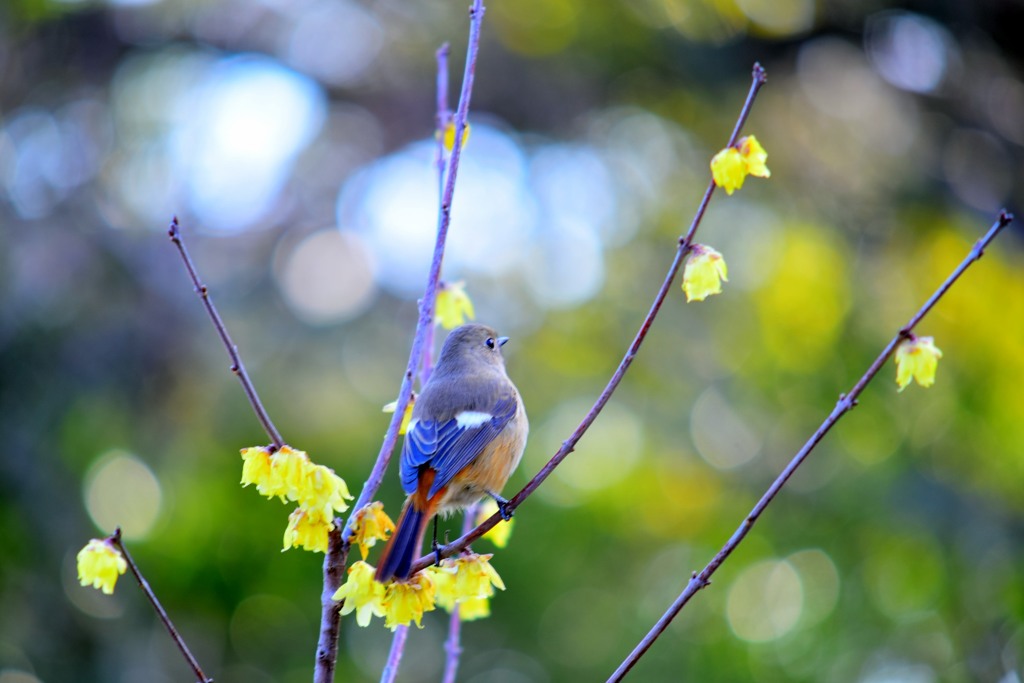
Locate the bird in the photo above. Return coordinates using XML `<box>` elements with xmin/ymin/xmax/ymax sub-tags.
<box><xmin>375</xmin><ymin>323</ymin><xmax>528</xmax><ymax>583</ymax></box>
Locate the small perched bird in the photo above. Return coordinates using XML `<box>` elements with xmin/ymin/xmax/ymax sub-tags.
<box><xmin>375</xmin><ymin>323</ymin><xmax>528</xmax><ymax>583</ymax></box>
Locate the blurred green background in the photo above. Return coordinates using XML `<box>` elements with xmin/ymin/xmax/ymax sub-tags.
<box><xmin>2</xmin><ymin>0</ymin><xmax>1024</xmax><ymax>681</ymax></box>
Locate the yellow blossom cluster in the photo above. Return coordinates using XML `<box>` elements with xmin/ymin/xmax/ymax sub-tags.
<box><xmin>332</xmin><ymin>553</ymin><xmax>505</xmax><ymax>630</ymax></box>
<box><xmin>240</xmin><ymin>445</ymin><xmax>352</xmax><ymax>553</ymax></box>
<box><xmin>382</xmin><ymin>393</ymin><xmax>416</xmax><ymax>435</ymax></box>
<box><xmin>426</xmin><ymin>553</ymin><xmax>505</xmax><ymax>621</ymax></box>
<box><xmin>710</xmin><ymin>135</ymin><xmax>770</xmax><ymax>195</ymax></box>
<box><xmin>682</xmin><ymin>244</ymin><xmax>729</xmax><ymax>302</ymax></box>
<box><xmin>76</xmin><ymin>538</ymin><xmax>127</xmax><ymax>595</ymax></box>
<box><xmin>350</xmin><ymin>501</ymin><xmax>396</xmax><ymax>560</ymax></box>
<box><xmin>283</xmin><ymin>508</ymin><xmax>332</xmax><ymax>553</ymax></box>
<box><xmin>383</xmin><ymin>572</ymin><xmax>438</xmax><ymax>630</ymax></box>
<box><xmin>435</xmin><ymin>280</ymin><xmax>475</xmax><ymax>330</ymax></box>
<box><xmin>895</xmin><ymin>336</ymin><xmax>943</xmax><ymax>391</ymax></box>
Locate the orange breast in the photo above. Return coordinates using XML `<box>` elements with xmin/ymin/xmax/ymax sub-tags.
<box><xmin>438</xmin><ymin>401</ymin><xmax>528</xmax><ymax>513</ymax></box>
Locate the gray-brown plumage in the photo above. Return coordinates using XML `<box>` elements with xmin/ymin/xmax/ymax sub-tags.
<box><xmin>375</xmin><ymin>323</ymin><xmax>528</xmax><ymax>582</ymax></box>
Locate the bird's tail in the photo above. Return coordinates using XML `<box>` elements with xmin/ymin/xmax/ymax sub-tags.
<box><xmin>375</xmin><ymin>498</ymin><xmax>431</xmax><ymax>583</ymax></box>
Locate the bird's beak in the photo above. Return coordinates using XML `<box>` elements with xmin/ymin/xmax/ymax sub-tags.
<box><xmin>498</xmin><ymin>336</ymin><xmax>510</xmax><ymax>347</ymax></box>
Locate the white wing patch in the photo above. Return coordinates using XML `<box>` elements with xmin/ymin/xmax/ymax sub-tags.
<box><xmin>455</xmin><ymin>411</ymin><xmax>493</xmax><ymax>428</ymax></box>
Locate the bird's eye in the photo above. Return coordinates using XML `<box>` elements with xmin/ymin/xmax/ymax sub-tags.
<box><xmin>485</xmin><ymin>338</ymin><xmax>496</xmax><ymax>349</ymax></box>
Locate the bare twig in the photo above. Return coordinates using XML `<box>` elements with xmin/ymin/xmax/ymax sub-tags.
<box><xmin>442</xmin><ymin>504</ymin><xmax>478</xmax><ymax>683</ymax></box>
<box><xmin>168</xmin><ymin>217</ymin><xmax>284</xmax><ymax>449</ymax></box>
<box><xmin>607</xmin><ymin>210</ymin><xmax>1014</xmax><ymax>681</ymax></box>
<box><xmin>412</xmin><ymin>63</ymin><xmax>769</xmax><ymax>573</ymax></box>
<box><xmin>435</xmin><ymin>41</ymin><xmax>452</xmax><ymax>196</ymax></box>
<box><xmin>423</xmin><ymin>42</ymin><xmax>452</xmax><ymax>387</ymax></box>
<box><xmin>338</xmin><ymin>0</ymin><xmax>485</xmax><ymax>548</ymax></box>
<box><xmin>380</xmin><ymin>625</ymin><xmax>409</xmax><ymax>683</ymax></box>
<box><xmin>314</xmin><ymin>523</ymin><xmax>347</xmax><ymax>681</ymax></box>
<box><xmin>110</xmin><ymin>528</ymin><xmax>213</xmax><ymax>683</ymax></box>
<box><xmin>315</xmin><ymin>3</ymin><xmax>488</xmax><ymax>680</ymax></box>
<box><xmin>379</xmin><ymin>44</ymin><xmax>458</xmax><ymax>673</ymax></box>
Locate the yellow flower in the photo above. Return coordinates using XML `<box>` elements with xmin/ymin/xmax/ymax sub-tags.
<box><xmin>266</xmin><ymin>446</ymin><xmax>310</xmax><ymax>502</ymax></box>
<box><xmin>350</xmin><ymin>502</ymin><xmax>396</xmax><ymax>560</ymax></box>
<box><xmin>332</xmin><ymin>561</ymin><xmax>386</xmax><ymax>627</ymax></box>
<box><xmin>298</xmin><ymin>463</ymin><xmax>352</xmax><ymax>520</ymax></box>
<box><xmin>435</xmin><ymin>281</ymin><xmax>475</xmax><ymax>330</ymax></box>
<box><xmin>739</xmin><ymin>135</ymin><xmax>770</xmax><ymax>178</ymax></box>
<box><xmin>682</xmin><ymin>244</ymin><xmax>728</xmax><ymax>302</ymax></box>
<box><xmin>710</xmin><ymin>135</ymin><xmax>770</xmax><ymax>194</ymax></box>
<box><xmin>425</xmin><ymin>562</ymin><xmax>458</xmax><ymax>611</ymax></box>
<box><xmin>382</xmin><ymin>393</ymin><xmax>416</xmax><ymax>435</ymax></box>
<box><xmin>382</xmin><ymin>572</ymin><xmax>437</xmax><ymax>630</ymax></box>
<box><xmin>475</xmin><ymin>499</ymin><xmax>514</xmax><ymax>548</ymax></box>
<box><xmin>242</xmin><ymin>445</ymin><xmax>351</xmax><ymax>519</ymax></box>
<box><xmin>283</xmin><ymin>507</ymin><xmax>333</xmax><ymax>553</ymax></box>
<box><xmin>452</xmin><ymin>553</ymin><xmax>504</xmax><ymax>598</ymax></box>
<box><xmin>426</xmin><ymin>553</ymin><xmax>505</xmax><ymax>614</ymax></box>
<box><xmin>895</xmin><ymin>336</ymin><xmax>943</xmax><ymax>391</ymax></box>
<box><xmin>439</xmin><ymin>121</ymin><xmax>471</xmax><ymax>153</ymax></box>
<box><xmin>76</xmin><ymin>538</ymin><xmax>127</xmax><ymax>595</ymax></box>
<box><xmin>457</xmin><ymin>596</ymin><xmax>491</xmax><ymax>621</ymax></box>
<box><xmin>710</xmin><ymin>147</ymin><xmax>746</xmax><ymax>195</ymax></box>
<box><xmin>240</xmin><ymin>446</ymin><xmax>273</xmax><ymax>489</ymax></box>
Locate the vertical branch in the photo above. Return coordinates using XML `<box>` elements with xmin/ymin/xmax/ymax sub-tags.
<box><xmin>110</xmin><ymin>528</ymin><xmax>212</xmax><ymax>683</ymax></box>
<box><xmin>442</xmin><ymin>602</ymin><xmax>465</xmax><ymax>683</ymax></box>
<box><xmin>379</xmin><ymin>626</ymin><xmax>409</xmax><ymax>683</ymax></box>
<box><xmin>339</xmin><ymin>0</ymin><xmax>486</xmax><ymax>546</ymax></box>
<box><xmin>314</xmin><ymin>3</ymin><xmax>488</xmax><ymax>681</ymax></box>
<box><xmin>168</xmin><ymin>218</ymin><xmax>285</xmax><ymax>449</ymax></box>
<box><xmin>435</xmin><ymin>42</ymin><xmax>452</xmax><ymax>194</ymax></box>
<box><xmin>441</xmin><ymin>504</ymin><xmax>478</xmax><ymax>683</ymax></box>
<box><xmin>606</xmin><ymin>210</ymin><xmax>1014</xmax><ymax>681</ymax></box>
<box><xmin>413</xmin><ymin>64</ymin><xmax>770</xmax><ymax>573</ymax></box>
<box><xmin>315</xmin><ymin>523</ymin><xmax>347</xmax><ymax>682</ymax></box>
<box><xmin>423</xmin><ymin>42</ymin><xmax>452</xmax><ymax>387</ymax></box>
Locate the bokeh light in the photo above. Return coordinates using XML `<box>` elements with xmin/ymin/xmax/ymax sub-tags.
<box><xmin>786</xmin><ymin>549</ymin><xmax>840</xmax><ymax>628</ymax></box>
<box><xmin>170</xmin><ymin>55</ymin><xmax>327</xmax><ymax>232</ymax></box>
<box><xmin>0</xmin><ymin>671</ymin><xmax>44</xmax><ymax>683</ymax></box>
<box><xmin>273</xmin><ymin>228</ymin><xmax>377</xmax><ymax>325</ymax></box>
<box><xmin>337</xmin><ymin>123</ymin><xmax>617</xmax><ymax>309</ymax></box>
<box><xmin>738</xmin><ymin>0</ymin><xmax>814</xmax><ymax>37</ymax></box>
<box><xmin>861</xmin><ymin>530</ymin><xmax>945</xmax><ymax>621</ymax></box>
<box><xmin>726</xmin><ymin>558</ymin><xmax>804</xmax><ymax>642</ymax></box>
<box><xmin>284</xmin><ymin>0</ymin><xmax>383</xmax><ymax>87</ymax></box>
<box><xmin>691</xmin><ymin>387</ymin><xmax>761</xmax><ymax>470</ymax></box>
<box><xmin>83</xmin><ymin>450</ymin><xmax>163</xmax><ymax>541</ymax></box>
<box><xmin>865</xmin><ymin>11</ymin><xmax>954</xmax><ymax>94</ymax></box>
<box><xmin>543</xmin><ymin>399</ymin><xmax>644</xmax><ymax>494</ymax></box>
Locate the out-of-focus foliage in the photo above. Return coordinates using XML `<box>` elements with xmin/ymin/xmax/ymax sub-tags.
<box><xmin>2</xmin><ymin>1</ymin><xmax>1024</xmax><ymax>682</ymax></box>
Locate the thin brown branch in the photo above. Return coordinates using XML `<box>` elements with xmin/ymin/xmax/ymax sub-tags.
<box><xmin>110</xmin><ymin>528</ymin><xmax>213</xmax><ymax>683</ymax></box>
<box><xmin>606</xmin><ymin>210</ymin><xmax>1014</xmax><ymax>681</ymax></box>
<box><xmin>412</xmin><ymin>63</ymin><xmax>769</xmax><ymax>574</ymax></box>
<box><xmin>314</xmin><ymin>524</ymin><xmax>346</xmax><ymax>681</ymax></box>
<box><xmin>168</xmin><ymin>217</ymin><xmax>284</xmax><ymax>449</ymax></box>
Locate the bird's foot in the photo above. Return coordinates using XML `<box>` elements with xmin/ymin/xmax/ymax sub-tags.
<box><xmin>486</xmin><ymin>491</ymin><xmax>514</xmax><ymax>521</ymax></box>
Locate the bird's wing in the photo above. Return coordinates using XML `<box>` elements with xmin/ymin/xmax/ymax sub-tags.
<box><xmin>400</xmin><ymin>395</ymin><xmax>518</xmax><ymax>497</ymax></box>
